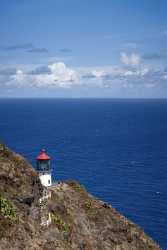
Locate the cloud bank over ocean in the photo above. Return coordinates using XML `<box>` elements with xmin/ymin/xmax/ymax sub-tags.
<box><xmin>0</xmin><ymin>51</ymin><xmax>167</xmax><ymax>97</ymax></box>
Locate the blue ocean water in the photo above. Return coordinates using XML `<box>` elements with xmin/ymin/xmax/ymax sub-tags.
<box><xmin>0</xmin><ymin>98</ymin><xmax>166</xmax><ymax>249</ymax></box>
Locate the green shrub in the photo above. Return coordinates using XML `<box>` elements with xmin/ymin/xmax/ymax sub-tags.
<box><xmin>0</xmin><ymin>144</ymin><xmax>11</xmax><ymax>158</ymax></box>
<box><xmin>51</xmin><ymin>212</ymin><xmax>70</xmax><ymax>238</ymax></box>
<box><xmin>84</xmin><ymin>200</ymin><xmax>97</xmax><ymax>216</ymax></box>
<box><xmin>85</xmin><ymin>200</ymin><xmax>92</xmax><ymax>209</ymax></box>
<box><xmin>0</xmin><ymin>195</ymin><xmax>17</xmax><ymax>222</ymax></box>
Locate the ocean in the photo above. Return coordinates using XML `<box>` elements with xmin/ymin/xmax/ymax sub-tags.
<box><xmin>0</xmin><ymin>98</ymin><xmax>166</xmax><ymax>249</ymax></box>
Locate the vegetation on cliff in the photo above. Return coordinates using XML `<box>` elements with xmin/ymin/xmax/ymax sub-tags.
<box><xmin>0</xmin><ymin>195</ymin><xmax>17</xmax><ymax>222</ymax></box>
<box><xmin>0</xmin><ymin>144</ymin><xmax>161</xmax><ymax>250</ymax></box>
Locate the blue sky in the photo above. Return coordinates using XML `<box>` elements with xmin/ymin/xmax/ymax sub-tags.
<box><xmin>0</xmin><ymin>0</ymin><xmax>167</xmax><ymax>97</ymax></box>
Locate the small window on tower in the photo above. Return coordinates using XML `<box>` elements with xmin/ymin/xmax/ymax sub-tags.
<box><xmin>48</xmin><ymin>180</ymin><xmax>50</xmax><ymax>184</ymax></box>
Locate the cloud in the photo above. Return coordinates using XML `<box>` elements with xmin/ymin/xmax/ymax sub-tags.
<box><xmin>28</xmin><ymin>48</ymin><xmax>48</xmax><ymax>53</ymax></box>
<box><xmin>1</xmin><ymin>59</ymin><xmax>167</xmax><ymax>95</ymax></box>
<box><xmin>0</xmin><ymin>67</ymin><xmax>17</xmax><ymax>76</ymax></box>
<box><xmin>2</xmin><ymin>43</ymin><xmax>48</xmax><ymax>53</ymax></box>
<box><xmin>4</xmin><ymin>43</ymin><xmax>33</xmax><ymax>51</ymax></box>
<box><xmin>59</xmin><ymin>48</ymin><xmax>72</xmax><ymax>53</ymax></box>
<box><xmin>120</xmin><ymin>52</ymin><xmax>141</xmax><ymax>66</ymax></box>
<box><xmin>143</xmin><ymin>51</ymin><xmax>167</xmax><ymax>61</ymax></box>
<box><xmin>48</xmin><ymin>62</ymin><xmax>78</xmax><ymax>84</ymax></box>
<box><xmin>143</xmin><ymin>53</ymin><xmax>162</xmax><ymax>60</ymax></box>
<box><xmin>12</xmin><ymin>70</ymin><xmax>25</xmax><ymax>83</ymax></box>
<box><xmin>162</xmin><ymin>75</ymin><xmax>167</xmax><ymax>80</ymax></box>
<box><xmin>81</xmin><ymin>73</ymin><xmax>97</xmax><ymax>79</ymax></box>
<box><xmin>29</xmin><ymin>65</ymin><xmax>50</xmax><ymax>75</ymax></box>
<box><xmin>8</xmin><ymin>62</ymin><xmax>79</xmax><ymax>88</ymax></box>
<box><xmin>10</xmin><ymin>70</ymin><xmax>30</xmax><ymax>87</ymax></box>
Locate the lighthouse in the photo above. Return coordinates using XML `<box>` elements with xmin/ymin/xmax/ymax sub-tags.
<box><xmin>36</xmin><ymin>149</ymin><xmax>52</xmax><ymax>187</ymax></box>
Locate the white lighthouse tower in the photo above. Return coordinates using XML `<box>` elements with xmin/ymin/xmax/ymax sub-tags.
<box><xmin>36</xmin><ymin>149</ymin><xmax>52</xmax><ymax>187</ymax></box>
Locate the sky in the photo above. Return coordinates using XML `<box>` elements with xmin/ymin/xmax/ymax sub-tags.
<box><xmin>0</xmin><ymin>0</ymin><xmax>167</xmax><ymax>98</ymax></box>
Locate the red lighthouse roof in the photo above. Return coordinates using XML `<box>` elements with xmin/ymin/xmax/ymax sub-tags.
<box><xmin>36</xmin><ymin>149</ymin><xmax>50</xmax><ymax>160</ymax></box>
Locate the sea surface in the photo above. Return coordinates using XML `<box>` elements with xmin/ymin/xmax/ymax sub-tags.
<box><xmin>0</xmin><ymin>98</ymin><xmax>166</xmax><ymax>249</ymax></box>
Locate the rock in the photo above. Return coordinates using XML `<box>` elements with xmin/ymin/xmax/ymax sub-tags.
<box><xmin>0</xmin><ymin>144</ymin><xmax>161</xmax><ymax>250</ymax></box>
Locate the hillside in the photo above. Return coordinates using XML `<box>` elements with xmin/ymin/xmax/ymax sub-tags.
<box><xmin>0</xmin><ymin>144</ymin><xmax>161</xmax><ymax>250</ymax></box>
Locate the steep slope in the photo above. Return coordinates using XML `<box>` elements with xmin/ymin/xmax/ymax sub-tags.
<box><xmin>0</xmin><ymin>144</ymin><xmax>161</xmax><ymax>250</ymax></box>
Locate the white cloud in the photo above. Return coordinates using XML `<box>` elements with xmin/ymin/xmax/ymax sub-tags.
<box><xmin>48</xmin><ymin>62</ymin><xmax>78</xmax><ymax>83</ymax></box>
<box><xmin>91</xmin><ymin>69</ymin><xmax>106</xmax><ymax>78</ymax></box>
<box><xmin>140</xmin><ymin>68</ymin><xmax>149</xmax><ymax>76</ymax></box>
<box><xmin>10</xmin><ymin>62</ymin><xmax>79</xmax><ymax>88</ymax></box>
<box><xmin>120</xmin><ymin>52</ymin><xmax>141</xmax><ymax>66</ymax></box>
<box><xmin>10</xmin><ymin>69</ymin><xmax>27</xmax><ymax>87</ymax></box>
<box><xmin>162</xmin><ymin>75</ymin><xmax>167</xmax><ymax>80</ymax></box>
<box><xmin>1</xmin><ymin>59</ymin><xmax>166</xmax><ymax>94</ymax></box>
<box><xmin>12</xmin><ymin>70</ymin><xmax>24</xmax><ymax>82</ymax></box>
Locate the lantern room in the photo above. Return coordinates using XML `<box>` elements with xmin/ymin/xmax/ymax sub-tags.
<box><xmin>36</xmin><ymin>149</ymin><xmax>51</xmax><ymax>171</ymax></box>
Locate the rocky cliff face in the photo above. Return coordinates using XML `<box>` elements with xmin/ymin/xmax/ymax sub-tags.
<box><xmin>0</xmin><ymin>144</ymin><xmax>161</xmax><ymax>250</ymax></box>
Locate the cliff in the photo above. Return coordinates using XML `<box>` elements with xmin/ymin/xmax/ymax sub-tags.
<box><xmin>0</xmin><ymin>144</ymin><xmax>161</xmax><ymax>250</ymax></box>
